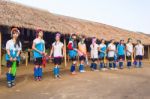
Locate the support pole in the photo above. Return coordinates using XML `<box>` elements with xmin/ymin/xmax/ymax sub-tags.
<box><xmin>64</xmin><ymin>38</ymin><xmax>67</xmax><ymax>67</ymax></box>
<box><xmin>0</xmin><ymin>32</ymin><xmax>2</xmax><ymax>75</ymax></box>
<box><xmin>148</xmin><ymin>45</ymin><xmax>150</xmax><ymax>61</ymax></box>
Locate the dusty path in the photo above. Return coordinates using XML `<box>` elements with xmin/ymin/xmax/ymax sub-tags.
<box><xmin>0</xmin><ymin>62</ymin><xmax>150</xmax><ymax>99</ymax></box>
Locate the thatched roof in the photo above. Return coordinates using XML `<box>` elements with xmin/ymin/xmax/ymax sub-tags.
<box><xmin>0</xmin><ymin>0</ymin><xmax>150</xmax><ymax>45</ymax></box>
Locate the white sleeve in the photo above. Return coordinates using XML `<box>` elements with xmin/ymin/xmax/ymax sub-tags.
<box><xmin>6</xmin><ymin>41</ymin><xmax>10</xmax><ymax>50</ymax></box>
<box><xmin>108</xmin><ymin>44</ymin><xmax>111</xmax><ymax>48</ymax></box>
<box><xmin>99</xmin><ymin>44</ymin><xmax>101</xmax><ymax>48</ymax></box>
<box><xmin>97</xmin><ymin>44</ymin><xmax>99</xmax><ymax>48</ymax></box>
<box><xmin>61</xmin><ymin>43</ymin><xmax>64</xmax><ymax>47</ymax></box>
<box><xmin>33</xmin><ymin>39</ymin><xmax>36</xmax><ymax>44</ymax></box>
<box><xmin>90</xmin><ymin>45</ymin><xmax>92</xmax><ymax>49</ymax></box>
<box><xmin>52</xmin><ymin>42</ymin><xmax>55</xmax><ymax>47</ymax></box>
<box><xmin>18</xmin><ymin>42</ymin><xmax>22</xmax><ymax>51</ymax></box>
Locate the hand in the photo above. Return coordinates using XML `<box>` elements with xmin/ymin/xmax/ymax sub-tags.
<box><xmin>40</xmin><ymin>51</ymin><xmax>45</xmax><ymax>55</ymax></box>
<box><xmin>10</xmin><ymin>57</ymin><xmax>13</xmax><ymax>61</ymax></box>
<box><xmin>13</xmin><ymin>57</ymin><xmax>17</xmax><ymax>61</ymax></box>
<box><xmin>49</xmin><ymin>55</ymin><xmax>52</xmax><ymax>59</ymax></box>
<box><xmin>43</xmin><ymin>52</ymin><xmax>47</xmax><ymax>56</ymax></box>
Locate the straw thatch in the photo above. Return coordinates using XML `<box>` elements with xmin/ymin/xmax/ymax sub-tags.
<box><xmin>0</xmin><ymin>0</ymin><xmax>150</xmax><ymax>45</ymax></box>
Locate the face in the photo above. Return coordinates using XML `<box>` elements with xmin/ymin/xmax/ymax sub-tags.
<box><xmin>92</xmin><ymin>38</ymin><xmax>96</xmax><ymax>44</ymax></box>
<box><xmin>82</xmin><ymin>37</ymin><xmax>85</xmax><ymax>42</ymax></box>
<box><xmin>72</xmin><ymin>35</ymin><xmax>76</xmax><ymax>40</ymax></box>
<box><xmin>55</xmin><ymin>36</ymin><xmax>60</xmax><ymax>41</ymax></box>
<box><xmin>129</xmin><ymin>39</ymin><xmax>132</xmax><ymax>43</ymax></box>
<box><xmin>12</xmin><ymin>31</ymin><xmax>19</xmax><ymax>39</ymax></box>
<box><xmin>137</xmin><ymin>40</ymin><xmax>140</xmax><ymax>44</ymax></box>
<box><xmin>121</xmin><ymin>40</ymin><xmax>124</xmax><ymax>44</ymax></box>
<box><xmin>38</xmin><ymin>31</ymin><xmax>43</xmax><ymax>38</ymax></box>
<box><xmin>102</xmin><ymin>39</ymin><xmax>105</xmax><ymax>43</ymax></box>
<box><xmin>111</xmin><ymin>40</ymin><xmax>114</xmax><ymax>44</ymax></box>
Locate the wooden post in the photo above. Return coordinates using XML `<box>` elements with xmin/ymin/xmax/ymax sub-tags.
<box><xmin>64</xmin><ymin>38</ymin><xmax>67</xmax><ymax>67</ymax></box>
<box><xmin>148</xmin><ymin>45</ymin><xmax>150</xmax><ymax>61</ymax></box>
<box><xmin>25</xmin><ymin>51</ymin><xmax>28</xmax><ymax>66</ymax></box>
<box><xmin>0</xmin><ymin>32</ymin><xmax>2</xmax><ymax>75</ymax></box>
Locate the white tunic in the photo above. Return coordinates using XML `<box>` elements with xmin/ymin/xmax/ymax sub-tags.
<box><xmin>135</xmin><ymin>44</ymin><xmax>144</xmax><ymax>56</ymax></box>
<box><xmin>108</xmin><ymin>43</ymin><xmax>116</xmax><ymax>57</ymax></box>
<box><xmin>52</xmin><ymin>42</ymin><xmax>63</xmax><ymax>57</ymax></box>
<box><xmin>6</xmin><ymin>39</ymin><xmax>22</xmax><ymax>52</ymax></box>
<box><xmin>90</xmin><ymin>44</ymin><xmax>99</xmax><ymax>59</ymax></box>
<box><xmin>126</xmin><ymin>43</ymin><xmax>133</xmax><ymax>56</ymax></box>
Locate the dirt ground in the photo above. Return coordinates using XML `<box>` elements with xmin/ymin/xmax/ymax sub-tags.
<box><xmin>0</xmin><ymin>62</ymin><xmax>150</xmax><ymax>99</ymax></box>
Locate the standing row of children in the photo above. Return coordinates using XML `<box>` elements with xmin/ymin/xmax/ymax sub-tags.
<box><xmin>5</xmin><ymin>28</ymin><xmax>144</xmax><ymax>88</ymax></box>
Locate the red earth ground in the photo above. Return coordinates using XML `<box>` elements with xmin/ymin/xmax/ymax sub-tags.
<box><xmin>0</xmin><ymin>62</ymin><xmax>150</xmax><ymax>99</ymax></box>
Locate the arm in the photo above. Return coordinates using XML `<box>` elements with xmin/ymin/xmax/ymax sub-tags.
<box><xmin>142</xmin><ymin>46</ymin><xmax>144</xmax><ymax>56</ymax></box>
<box><xmin>32</xmin><ymin>42</ymin><xmax>43</xmax><ymax>54</ymax></box>
<box><xmin>6</xmin><ymin>49</ymin><xmax>13</xmax><ymax>61</ymax></box>
<box><xmin>6</xmin><ymin>41</ymin><xmax>13</xmax><ymax>61</ymax></box>
<box><xmin>49</xmin><ymin>46</ymin><xmax>54</xmax><ymax>58</ymax></box>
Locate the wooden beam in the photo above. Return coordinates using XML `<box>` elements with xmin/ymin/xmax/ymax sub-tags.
<box><xmin>25</xmin><ymin>51</ymin><xmax>28</xmax><ymax>66</ymax></box>
<box><xmin>64</xmin><ymin>38</ymin><xmax>67</xmax><ymax>67</ymax></box>
<box><xmin>0</xmin><ymin>32</ymin><xmax>2</xmax><ymax>75</ymax></box>
<box><xmin>148</xmin><ymin>45</ymin><xmax>150</xmax><ymax>61</ymax></box>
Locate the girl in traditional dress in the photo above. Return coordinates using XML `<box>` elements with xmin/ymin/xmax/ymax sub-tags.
<box><xmin>32</xmin><ymin>29</ymin><xmax>46</xmax><ymax>81</ymax></box>
<box><xmin>50</xmin><ymin>33</ymin><xmax>64</xmax><ymax>78</ymax></box>
<box><xmin>5</xmin><ymin>27</ymin><xmax>22</xmax><ymax>88</ymax></box>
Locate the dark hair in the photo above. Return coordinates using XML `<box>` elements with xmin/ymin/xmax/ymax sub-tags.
<box><xmin>71</xmin><ymin>33</ymin><xmax>76</xmax><ymax>38</ymax></box>
<box><xmin>101</xmin><ymin>39</ymin><xmax>105</xmax><ymax>43</ymax></box>
<box><xmin>15</xmin><ymin>38</ymin><xmax>21</xmax><ymax>48</ymax></box>
<box><xmin>127</xmin><ymin>38</ymin><xmax>132</xmax><ymax>43</ymax></box>
<box><xmin>110</xmin><ymin>39</ymin><xmax>114</xmax><ymax>43</ymax></box>
<box><xmin>11</xmin><ymin>27</ymin><xmax>21</xmax><ymax>48</ymax></box>
<box><xmin>137</xmin><ymin>40</ymin><xmax>141</xmax><ymax>44</ymax></box>
<box><xmin>119</xmin><ymin>39</ymin><xmax>124</xmax><ymax>44</ymax></box>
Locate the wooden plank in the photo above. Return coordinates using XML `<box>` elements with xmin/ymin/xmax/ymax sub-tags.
<box><xmin>0</xmin><ymin>32</ymin><xmax>2</xmax><ymax>75</ymax></box>
<box><xmin>148</xmin><ymin>45</ymin><xmax>150</xmax><ymax>61</ymax></box>
<box><xmin>64</xmin><ymin>38</ymin><xmax>67</xmax><ymax>67</ymax></box>
<box><xmin>25</xmin><ymin>51</ymin><xmax>28</xmax><ymax>66</ymax></box>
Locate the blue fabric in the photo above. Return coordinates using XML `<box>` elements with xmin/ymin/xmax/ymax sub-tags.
<box><xmin>119</xmin><ymin>62</ymin><xmax>123</xmax><ymax>67</ymax></box>
<box><xmin>117</xmin><ymin>44</ymin><xmax>125</xmax><ymax>55</ymax></box>
<box><xmin>127</xmin><ymin>62</ymin><xmax>129</xmax><ymax>66</ymax></box>
<box><xmin>139</xmin><ymin>61</ymin><xmax>142</xmax><ymax>67</ymax></box>
<box><xmin>69</xmin><ymin>50</ymin><xmax>77</xmax><ymax>58</ymax></box>
<box><xmin>11</xmin><ymin>74</ymin><xmax>15</xmax><ymax>81</ymax></box>
<box><xmin>53</xmin><ymin>67</ymin><xmax>58</xmax><ymax>76</ymax></box>
<box><xmin>6</xmin><ymin>73</ymin><xmax>12</xmax><ymax>82</ymax></box>
<box><xmin>100</xmin><ymin>63</ymin><xmax>104</xmax><ymax>68</ymax></box>
<box><xmin>70</xmin><ymin>65</ymin><xmax>75</xmax><ymax>72</ymax></box>
<box><xmin>38</xmin><ymin>68</ymin><xmax>43</xmax><ymax>77</ymax></box>
<box><xmin>57</xmin><ymin>67</ymin><xmax>60</xmax><ymax>75</ymax></box>
<box><xmin>99</xmin><ymin>46</ymin><xmax>106</xmax><ymax>58</ymax></box>
<box><xmin>90</xmin><ymin>63</ymin><xmax>94</xmax><ymax>68</ymax></box>
<box><xmin>127</xmin><ymin>62</ymin><xmax>131</xmax><ymax>67</ymax></box>
<box><xmin>134</xmin><ymin>61</ymin><xmax>137</xmax><ymax>66</ymax></box>
<box><xmin>93</xmin><ymin>63</ymin><xmax>97</xmax><ymax>69</ymax></box>
<box><xmin>114</xmin><ymin>54</ymin><xmax>118</xmax><ymax>61</ymax></box>
<box><xmin>79</xmin><ymin>64</ymin><xmax>84</xmax><ymax>71</ymax></box>
<box><xmin>5</xmin><ymin>50</ymin><xmax>20</xmax><ymax>61</ymax></box>
<box><xmin>113</xmin><ymin>62</ymin><xmax>117</xmax><ymax>68</ymax></box>
<box><xmin>109</xmin><ymin>63</ymin><xmax>112</xmax><ymax>68</ymax></box>
<box><xmin>34</xmin><ymin>68</ymin><xmax>39</xmax><ymax>77</ymax></box>
<box><xmin>33</xmin><ymin>42</ymin><xmax>44</xmax><ymax>58</ymax></box>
